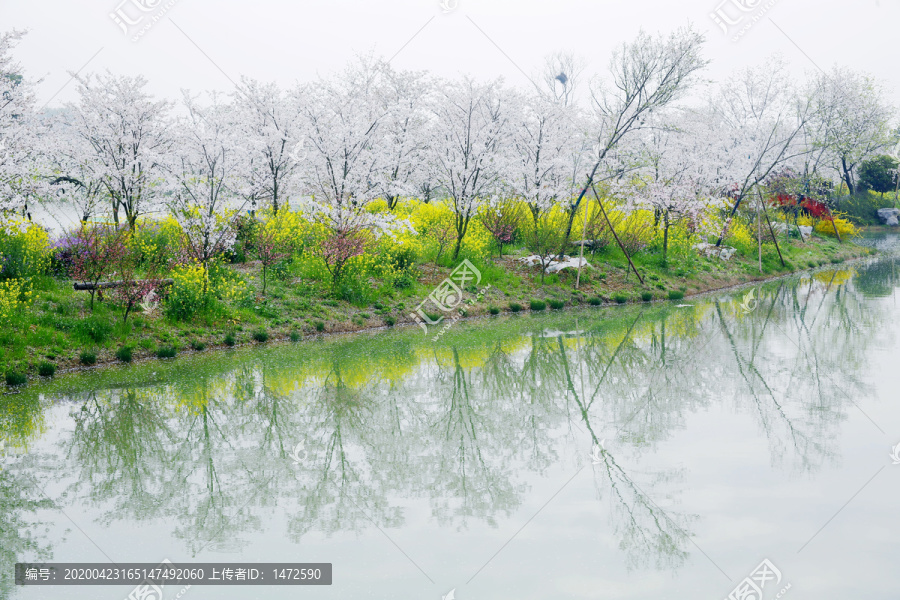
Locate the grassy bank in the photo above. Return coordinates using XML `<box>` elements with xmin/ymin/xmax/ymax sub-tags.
<box><xmin>0</xmin><ymin>229</ymin><xmax>872</xmax><ymax>386</ymax></box>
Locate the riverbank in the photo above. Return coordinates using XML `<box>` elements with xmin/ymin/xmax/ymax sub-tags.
<box><xmin>0</xmin><ymin>232</ymin><xmax>874</xmax><ymax>385</ymax></box>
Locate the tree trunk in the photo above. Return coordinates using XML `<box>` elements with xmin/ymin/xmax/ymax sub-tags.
<box><xmin>841</xmin><ymin>156</ymin><xmax>855</xmax><ymax>195</ymax></box>
<box><xmin>662</xmin><ymin>214</ymin><xmax>669</xmax><ymax>267</ymax></box>
<box><xmin>452</xmin><ymin>214</ymin><xmax>470</xmax><ymax>260</ymax></box>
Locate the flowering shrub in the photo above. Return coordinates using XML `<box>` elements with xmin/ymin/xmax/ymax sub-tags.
<box><xmin>407</xmin><ymin>201</ymin><xmax>456</xmax><ymax>262</ymax></box>
<box><xmin>0</xmin><ymin>278</ymin><xmax>32</xmax><ymax>324</ymax></box>
<box><xmin>0</xmin><ymin>219</ymin><xmax>51</xmax><ymax>280</ymax></box>
<box><xmin>165</xmin><ymin>260</ymin><xmax>252</xmax><ymax>319</ymax></box>
<box><xmin>68</xmin><ymin>225</ymin><xmax>129</xmax><ymax>310</ymax></box>
<box><xmin>610</xmin><ymin>208</ymin><xmax>655</xmax><ymax>254</ymax></box>
<box><xmin>255</xmin><ymin>224</ymin><xmax>290</xmax><ymax>295</ymax></box>
<box><xmin>725</xmin><ymin>219</ymin><xmax>757</xmax><ymax>255</ymax></box>
<box><xmin>798</xmin><ymin>214</ymin><xmax>858</xmax><ymax>239</ymax></box>
<box><xmin>260</xmin><ymin>207</ymin><xmax>319</xmax><ymax>256</ymax></box>
<box><xmin>165</xmin><ymin>262</ymin><xmax>214</xmax><ymax>320</ymax></box>
<box><xmin>799</xmin><ymin>197</ymin><xmax>833</xmax><ymax>222</ymax></box>
<box><xmin>479</xmin><ymin>201</ymin><xmax>523</xmax><ymax>257</ymax></box>
<box><xmin>130</xmin><ymin>217</ymin><xmax>182</xmax><ymax>268</ymax></box>
<box><xmin>318</xmin><ymin>227</ymin><xmax>368</xmax><ymax>287</ymax></box>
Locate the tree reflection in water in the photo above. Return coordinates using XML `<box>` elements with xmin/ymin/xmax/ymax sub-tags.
<box><xmin>1</xmin><ymin>257</ymin><xmax>895</xmax><ymax>594</ymax></box>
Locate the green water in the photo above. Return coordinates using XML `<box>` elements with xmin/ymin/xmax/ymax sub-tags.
<box><xmin>2</xmin><ymin>239</ymin><xmax>900</xmax><ymax>599</ymax></box>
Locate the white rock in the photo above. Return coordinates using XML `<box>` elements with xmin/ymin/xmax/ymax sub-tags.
<box><xmin>546</xmin><ymin>256</ymin><xmax>590</xmax><ymax>274</ymax></box>
<box><xmin>877</xmin><ymin>208</ymin><xmax>900</xmax><ymax>226</ymax></box>
<box><xmin>518</xmin><ymin>254</ymin><xmax>590</xmax><ymax>273</ymax></box>
<box><xmin>798</xmin><ymin>225</ymin><xmax>813</xmax><ymax>239</ymax></box>
<box><xmin>692</xmin><ymin>242</ymin><xmax>737</xmax><ymax>261</ymax></box>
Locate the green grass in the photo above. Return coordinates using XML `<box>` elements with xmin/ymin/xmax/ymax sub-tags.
<box><xmin>668</xmin><ymin>291</ymin><xmax>685</xmax><ymax>301</ymax></box>
<box><xmin>156</xmin><ymin>346</ymin><xmax>177</xmax><ymax>359</ymax></box>
<box><xmin>0</xmin><ymin>226</ymin><xmax>871</xmax><ymax>376</ymax></box>
<box><xmin>5</xmin><ymin>371</ymin><xmax>27</xmax><ymax>386</ymax></box>
<box><xmin>37</xmin><ymin>361</ymin><xmax>56</xmax><ymax>378</ymax></box>
<box><xmin>115</xmin><ymin>346</ymin><xmax>133</xmax><ymax>363</ymax></box>
<box><xmin>252</xmin><ymin>329</ymin><xmax>269</xmax><ymax>343</ymax></box>
<box><xmin>529</xmin><ymin>300</ymin><xmax>547</xmax><ymax>311</ymax></box>
<box><xmin>613</xmin><ymin>294</ymin><xmax>628</xmax><ymax>304</ymax></box>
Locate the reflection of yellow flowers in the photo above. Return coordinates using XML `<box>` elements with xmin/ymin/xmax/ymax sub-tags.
<box><xmin>814</xmin><ymin>269</ymin><xmax>854</xmax><ymax>286</ymax></box>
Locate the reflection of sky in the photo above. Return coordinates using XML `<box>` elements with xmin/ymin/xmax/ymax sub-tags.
<box><xmin>4</xmin><ymin>257</ymin><xmax>900</xmax><ymax>599</ymax></box>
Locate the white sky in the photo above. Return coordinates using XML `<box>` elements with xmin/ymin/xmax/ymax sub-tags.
<box><xmin>1</xmin><ymin>0</ymin><xmax>898</xmax><ymax>109</ymax></box>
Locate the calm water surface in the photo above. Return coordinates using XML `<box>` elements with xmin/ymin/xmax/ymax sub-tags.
<box><xmin>2</xmin><ymin>236</ymin><xmax>900</xmax><ymax>600</ymax></box>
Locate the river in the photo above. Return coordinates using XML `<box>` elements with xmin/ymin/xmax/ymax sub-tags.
<box><xmin>2</xmin><ymin>234</ymin><xmax>899</xmax><ymax>600</ymax></box>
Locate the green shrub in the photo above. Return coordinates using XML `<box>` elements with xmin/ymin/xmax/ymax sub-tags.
<box><xmin>37</xmin><ymin>361</ymin><xmax>56</xmax><ymax>378</ymax></box>
<box><xmin>489</xmin><ymin>306</ymin><xmax>500</xmax><ymax>315</ymax></box>
<box><xmin>508</xmin><ymin>302</ymin><xmax>523</xmax><ymax>313</ymax></box>
<box><xmin>668</xmin><ymin>291</ymin><xmax>685</xmax><ymax>301</ymax></box>
<box><xmin>548</xmin><ymin>299</ymin><xmax>565</xmax><ymax>310</ymax></box>
<box><xmin>384</xmin><ymin>316</ymin><xmax>395</xmax><ymax>327</ymax></box>
<box><xmin>115</xmin><ymin>346</ymin><xmax>133</xmax><ymax>363</ymax></box>
<box><xmin>252</xmin><ymin>329</ymin><xmax>269</xmax><ymax>343</ymax></box>
<box><xmin>190</xmin><ymin>340</ymin><xmax>206</xmax><ymax>351</ymax></box>
<box><xmin>315</xmin><ymin>321</ymin><xmax>325</xmax><ymax>332</ymax></box>
<box><xmin>75</xmin><ymin>316</ymin><xmax>112</xmax><ymax>343</ymax></box>
<box><xmin>530</xmin><ymin>300</ymin><xmax>547</xmax><ymax>311</ymax></box>
<box><xmin>156</xmin><ymin>346</ymin><xmax>177</xmax><ymax>359</ymax></box>
<box><xmin>588</xmin><ymin>297</ymin><xmax>603</xmax><ymax>306</ymax></box>
<box><xmin>613</xmin><ymin>294</ymin><xmax>628</xmax><ymax>304</ymax></box>
<box><xmin>641</xmin><ymin>291</ymin><xmax>653</xmax><ymax>302</ymax></box>
<box><xmin>807</xmin><ymin>261</ymin><xmax>817</xmax><ymax>268</ymax></box>
<box><xmin>79</xmin><ymin>351</ymin><xmax>97</xmax><ymax>366</ymax></box>
<box><xmin>458</xmin><ymin>308</ymin><xmax>468</xmax><ymax>317</ymax></box>
<box><xmin>5</xmin><ymin>371</ymin><xmax>26</xmax><ymax>386</ymax></box>
<box><xmin>289</xmin><ymin>331</ymin><xmax>301</xmax><ymax>342</ymax></box>
<box><xmin>224</xmin><ymin>332</ymin><xmax>236</xmax><ymax>347</ymax></box>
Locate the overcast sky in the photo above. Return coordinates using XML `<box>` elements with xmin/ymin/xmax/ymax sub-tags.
<box><xmin>1</xmin><ymin>0</ymin><xmax>898</xmax><ymax>109</ymax></box>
